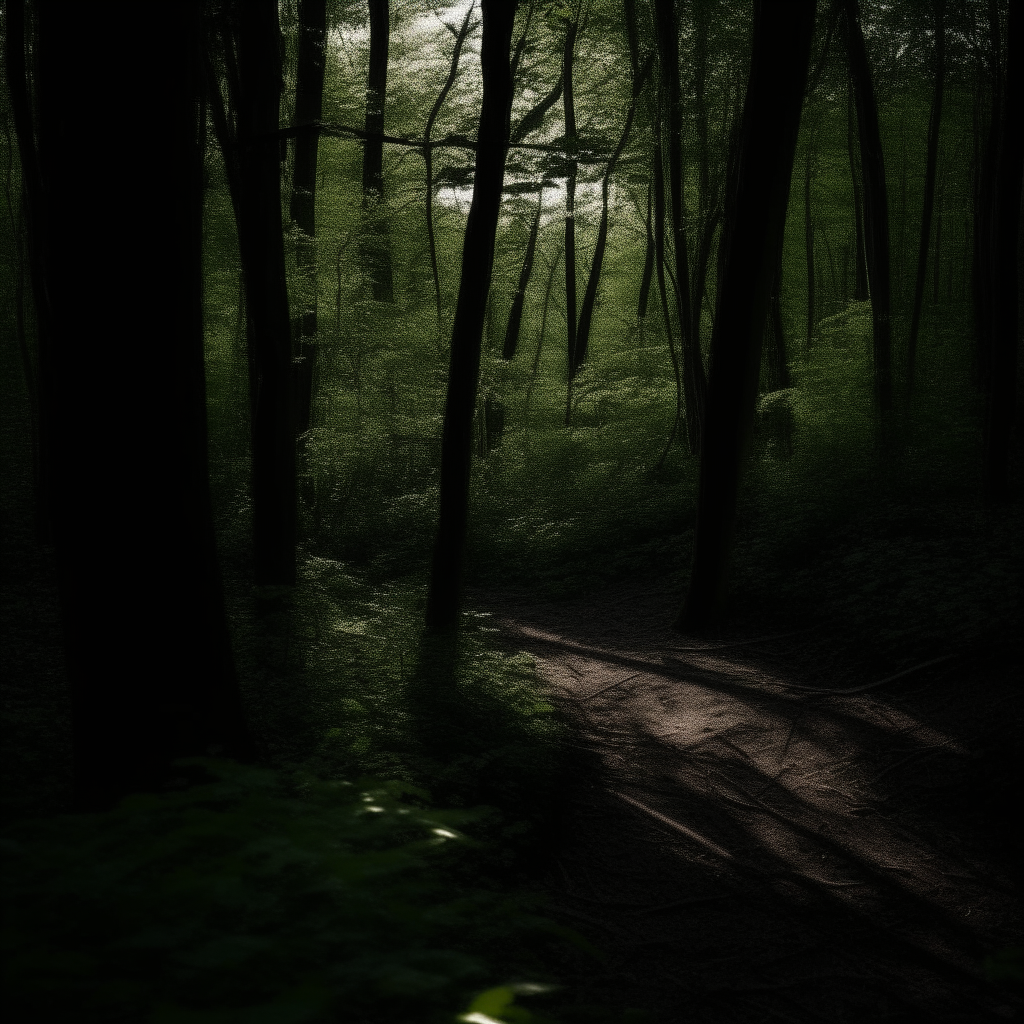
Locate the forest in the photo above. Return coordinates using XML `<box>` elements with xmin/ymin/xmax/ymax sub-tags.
<box><xmin>0</xmin><ymin>0</ymin><xmax>1021</xmax><ymax>1021</ymax></box>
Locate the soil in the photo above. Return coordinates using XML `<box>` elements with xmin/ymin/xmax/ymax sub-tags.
<box><xmin>469</xmin><ymin>577</ymin><xmax>1024</xmax><ymax>1024</ymax></box>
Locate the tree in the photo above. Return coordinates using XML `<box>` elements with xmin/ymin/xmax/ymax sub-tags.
<box><xmin>362</xmin><ymin>0</ymin><xmax>395</xmax><ymax>301</ymax></box>
<box><xmin>290</xmin><ymin>0</ymin><xmax>329</xmax><ymax>438</ymax></box>
<box><xmin>843</xmin><ymin>0</ymin><xmax>894</xmax><ymax>423</ymax></box>
<box><xmin>906</xmin><ymin>0</ymin><xmax>946</xmax><ymax>399</ymax></box>
<box><xmin>425</xmin><ymin>0</ymin><xmax>519</xmax><ymax>634</ymax></box>
<box><xmin>205</xmin><ymin>0</ymin><xmax>297</xmax><ymax>586</ymax></box>
<box><xmin>983</xmin><ymin>0</ymin><xmax>1022</xmax><ymax>502</ymax></box>
<box><xmin>679</xmin><ymin>0</ymin><xmax>816</xmax><ymax>628</ymax></box>
<box><xmin>29</xmin><ymin>1</ymin><xmax>252</xmax><ymax>809</ymax></box>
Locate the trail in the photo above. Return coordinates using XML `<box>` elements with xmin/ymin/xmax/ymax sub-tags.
<box><xmin>469</xmin><ymin>579</ymin><xmax>1023</xmax><ymax>1023</ymax></box>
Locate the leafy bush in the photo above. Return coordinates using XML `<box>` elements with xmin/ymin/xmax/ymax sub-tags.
<box><xmin>0</xmin><ymin>760</ymin><xmax>574</xmax><ymax>1024</ymax></box>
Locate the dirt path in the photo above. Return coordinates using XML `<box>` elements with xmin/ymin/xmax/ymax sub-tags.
<box><xmin>469</xmin><ymin>580</ymin><xmax>1023</xmax><ymax>1023</ymax></box>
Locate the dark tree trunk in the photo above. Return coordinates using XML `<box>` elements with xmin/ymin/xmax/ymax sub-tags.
<box><xmin>362</xmin><ymin>0</ymin><xmax>394</xmax><ymax>301</ymax></box>
<box><xmin>4</xmin><ymin>0</ymin><xmax>52</xmax><ymax>544</ymax></box>
<box><xmin>638</xmin><ymin>181</ymin><xmax>655</xmax><ymax>320</ymax></box>
<box><xmin>843</xmin><ymin>0</ymin><xmax>893</xmax><ymax>421</ymax></box>
<box><xmin>766</xmin><ymin>247</ymin><xmax>792</xmax><ymax>392</ymax></box>
<box><xmin>848</xmin><ymin>74</ymin><xmax>869</xmax><ymax>300</ymax></box>
<box><xmin>503</xmin><ymin>190</ymin><xmax>543</xmax><ymax>360</ymax></box>
<box><xmin>972</xmin><ymin>0</ymin><xmax>1002</xmax><ymax>391</ymax></box>
<box><xmin>679</xmin><ymin>0</ymin><xmax>815</xmax><ymax>629</ymax></box>
<box><xmin>290</xmin><ymin>0</ymin><xmax>328</xmax><ymax>437</ymax></box>
<box><xmin>576</xmin><ymin>60</ymin><xmax>647</xmax><ymax>371</ymax></box>
<box><xmin>236</xmin><ymin>1</ymin><xmax>297</xmax><ymax>585</ymax></box>
<box><xmin>563</xmin><ymin>13</ymin><xmax>580</xmax><ymax>421</ymax></box>
<box><xmin>984</xmin><ymin>0</ymin><xmax>1022</xmax><ymax>503</ymax></box>
<box><xmin>32</xmin><ymin>2</ymin><xmax>252</xmax><ymax>810</ymax></box>
<box><xmin>907</xmin><ymin>0</ymin><xmax>946</xmax><ymax>399</ymax></box>
<box><xmin>654</xmin><ymin>0</ymin><xmax>707</xmax><ymax>454</ymax></box>
<box><xmin>426</xmin><ymin>4</ymin><xmax>475</xmax><ymax>333</ymax></box>
<box><xmin>804</xmin><ymin>143</ymin><xmax>816</xmax><ymax>349</ymax></box>
<box><xmin>424</xmin><ymin>0</ymin><xmax>517</xmax><ymax>634</ymax></box>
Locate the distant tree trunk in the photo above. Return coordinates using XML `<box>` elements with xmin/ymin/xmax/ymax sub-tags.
<box><xmin>848</xmin><ymin>75</ymin><xmax>869</xmax><ymax>300</ymax></box>
<box><xmin>563</xmin><ymin>12</ymin><xmax>580</xmax><ymax>420</ymax></box>
<box><xmin>765</xmin><ymin>246</ymin><xmax>792</xmax><ymax>392</ymax></box>
<box><xmin>3</xmin><ymin>0</ymin><xmax>52</xmax><ymax>545</ymax></box>
<box><xmin>290</xmin><ymin>0</ymin><xmax>328</xmax><ymax>438</ymax></box>
<box><xmin>984</xmin><ymin>0</ymin><xmax>1022</xmax><ymax>503</ymax></box>
<box><xmin>503</xmin><ymin>189</ymin><xmax>543</xmax><ymax>360</ymax></box>
<box><xmin>362</xmin><ymin>0</ymin><xmax>394</xmax><ymax>302</ymax></box>
<box><xmin>576</xmin><ymin>59</ymin><xmax>647</xmax><ymax>371</ymax></box>
<box><xmin>424</xmin><ymin>0</ymin><xmax>517</xmax><ymax>634</ymax></box>
<box><xmin>972</xmin><ymin>0</ymin><xmax>1002</xmax><ymax>391</ymax></box>
<box><xmin>33</xmin><ymin>1</ymin><xmax>252</xmax><ymax>810</ymax></box>
<box><xmin>638</xmin><ymin>181</ymin><xmax>655</xmax><ymax>320</ymax></box>
<box><xmin>679</xmin><ymin>0</ymin><xmax>815</xmax><ymax>629</ymax></box>
<box><xmin>907</xmin><ymin>0</ymin><xmax>946</xmax><ymax>399</ymax></box>
<box><xmin>804</xmin><ymin>143</ymin><xmax>816</xmax><ymax>349</ymax></box>
<box><xmin>654</xmin><ymin>0</ymin><xmax>706</xmax><ymax>454</ymax></box>
<box><xmin>843</xmin><ymin>0</ymin><xmax>893</xmax><ymax>422</ymax></box>
<box><xmin>425</xmin><ymin>4</ymin><xmax>475</xmax><ymax>334</ymax></box>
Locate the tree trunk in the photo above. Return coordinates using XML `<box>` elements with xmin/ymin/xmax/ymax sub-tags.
<box><xmin>907</xmin><ymin>0</ymin><xmax>946</xmax><ymax>399</ymax></box>
<box><xmin>236</xmin><ymin>1</ymin><xmax>297</xmax><ymax>585</ymax></box>
<box><xmin>654</xmin><ymin>0</ymin><xmax>706</xmax><ymax>454</ymax></box>
<box><xmin>362</xmin><ymin>0</ymin><xmax>394</xmax><ymax>302</ymax></box>
<box><xmin>848</xmin><ymin>75</ymin><xmax>869</xmax><ymax>300</ymax></box>
<box><xmin>805</xmin><ymin>143</ymin><xmax>816</xmax><ymax>349</ymax></box>
<box><xmin>983</xmin><ymin>0</ymin><xmax>1022</xmax><ymax>503</ymax></box>
<box><xmin>563</xmin><ymin>12</ymin><xmax>580</xmax><ymax>418</ymax></box>
<box><xmin>290</xmin><ymin>0</ymin><xmax>328</xmax><ymax>437</ymax></box>
<box><xmin>504</xmin><ymin>190</ymin><xmax>543</xmax><ymax>360</ymax></box>
<box><xmin>424</xmin><ymin>0</ymin><xmax>517</xmax><ymax>634</ymax></box>
<box><xmin>843</xmin><ymin>0</ymin><xmax>893</xmax><ymax>422</ymax></box>
<box><xmin>3</xmin><ymin>0</ymin><xmax>53</xmax><ymax>544</ymax></box>
<box><xmin>678</xmin><ymin>0</ymin><xmax>815</xmax><ymax>628</ymax></box>
<box><xmin>638</xmin><ymin>181</ymin><xmax>655</xmax><ymax>320</ymax></box>
<box><xmin>33</xmin><ymin>2</ymin><xmax>252</xmax><ymax>810</ymax></box>
<box><xmin>426</xmin><ymin>4</ymin><xmax>475</xmax><ymax>334</ymax></box>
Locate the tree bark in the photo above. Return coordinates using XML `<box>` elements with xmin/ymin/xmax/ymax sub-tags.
<box><xmin>290</xmin><ymin>0</ymin><xmax>328</xmax><ymax>437</ymax></box>
<box><xmin>426</xmin><ymin>4</ymin><xmax>476</xmax><ymax>333</ymax></box>
<box><xmin>983</xmin><ymin>0</ymin><xmax>1022</xmax><ymax>503</ymax></box>
<box><xmin>654</xmin><ymin>0</ymin><xmax>707</xmax><ymax>454</ymax></box>
<box><xmin>3</xmin><ymin>0</ymin><xmax>53</xmax><ymax>544</ymax></box>
<box><xmin>848</xmin><ymin>78</ymin><xmax>869</xmax><ymax>300</ymax></box>
<box><xmin>362</xmin><ymin>0</ymin><xmax>394</xmax><ymax>301</ymax></box>
<box><xmin>906</xmin><ymin>0</ymin><xmax>946</xmax><ymax>400</ymax></box>
<box><xmin>563</xmin><ymin>12</ymin><xmax>580</xmax><ymax>419</ymax></box>
<box><xmin>679</xmin><ymin>0</ymin><xmax>815</xmax><ymax>628</ymax></box>
<box><xmin>425</xmin><ymin>0</ymin><xmax>517</xmax><ymax>634</ymax></box>
<box><xmin>843</xmin><ymin>0</ymin><xmax>893</xmax><ymax>421</ymax></box>
<box><xmin>32</xmin><ymin>2</ymin><xmax>252</xmax><ymax>809</ymax></box>
<box><xmin>805</xmin><ymin>143</ymin><xmax>816</xmax><ymax>349</ymax></box>
<box><xmin>503</xmin><ymin>189</ymin><xmax>543</xmax><ymax>360</ymax></box>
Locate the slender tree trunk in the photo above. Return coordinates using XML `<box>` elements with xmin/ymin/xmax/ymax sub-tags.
<box><xmin>290</xmin><ymin>0</ymin><xmax>328</xmax><ymax>438</ymax></box>
<box><xmin>424</xmin><ymin>0</ymin><xmax>517</xmax><ymax>634</ymax></box>
<box><xmin>984</xmin><ymin>0</ymin><xmax>1022</xmax><ymax>502</ymax></box>
<box><xmin>654</xmin><ymin>0</ymin><xmax>706</xmax><ymax>454</ymax></box>
<box><xmin>678</xmin><ymin>0</ymin><xmax>815</xmax><ymax>629</ymax></box>
<box><xmin>907</xmin><ymin>0</ymin><xmax>946</xmax><ymax>399</ymax></box>
<box><xmin>563</xmin><ymin>12</ymin><xmax>580</xmax><ymax>416</ymax></box>
<box><xmin>973</xmin><ymin>0</ymin><xmax>1002</xmax><ymax>391</ymax></box>
<box><xmin>33</xmin><ymin>2</ymin><xmax>252</xmax><ymax>809</ymax></box>
<box><xmin>843</xmin><ymin>0</ymin><xmax>893</xmax><ymax>422</ymax></box>
<box><xmin>576</xmin><ymin>60</ymin><xmax>647</xmax><ymax>370</ymax></box>
<box><xmin>426</xmin><ymin>4</ymin><xmax>475</xmax><ymax>334</ymax></box>
<box><xmin>805</xmin><ymin>143</ymin><xmax>816</xmax><ymax>349</ymax></box>
<box><xmin>4</xmin><ymin>0</ymin><xmax>53</xmax><ymax>545</ymax></box>
<box><xmin>766</xmin><ymin>249</ymin><xmax>792</xmax><ymax>392</ymax></box>
<box><xmin>362</xmin><ymin>0</ymin><xmax>394</xmax><ymax>301</ymax></box>
<box><xmin>848</xmin><ymin>76</ymin><xmax>869</xmax><ymax>300</ymax></box>
<box><xmin>638</xmin><ymin>181</ymin><xmax>655</xmax><ymax>320</ymax></box>
<box><xmin>504</xmin><ymin>189</ymin><xmax>543</xmax><ymax>360</ymax></box>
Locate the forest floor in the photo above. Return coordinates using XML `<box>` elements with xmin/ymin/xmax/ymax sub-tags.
<box><xmin>468</xmin><ymin>576</ymin><xmax>1024</xmax><ymax>1024</ymax></box>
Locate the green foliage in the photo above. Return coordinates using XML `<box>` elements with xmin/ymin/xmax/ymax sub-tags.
<box><xmin>0</xmin><ymin>760</ymin><xmax>573</xmax><ymax>1024</ymax></box>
